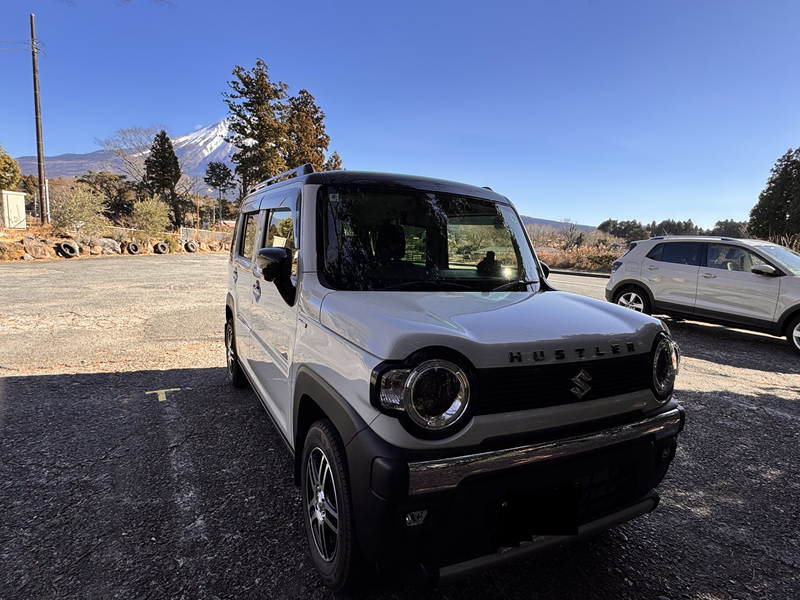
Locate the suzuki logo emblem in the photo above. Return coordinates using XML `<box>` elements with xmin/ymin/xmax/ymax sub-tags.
<box><xmin>569</xmin><ymin>370</ymin><xmax>593</xmax><ymax>399</ymax></box>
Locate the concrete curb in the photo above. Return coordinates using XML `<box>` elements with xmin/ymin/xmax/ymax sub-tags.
<box><xmin>549</xmin><ymin>269</ymin><xmax>611</xmax><ymax>279</ymax></box>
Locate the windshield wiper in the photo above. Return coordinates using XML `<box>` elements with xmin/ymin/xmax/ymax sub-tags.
<box><xmin>491</xmin><ymin>280</ymin><xmax>538</xmax><ymax>292</ymax></box>
<box><xmin>376</xmin><ymin>280</ymin><xmax>473</xmax><ymax>291</ymax></box>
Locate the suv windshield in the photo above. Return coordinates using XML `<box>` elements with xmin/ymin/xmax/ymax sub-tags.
<box><xmin>757</xmin><ymin>244</ymin><xmax>800</xmax><ymax>275</ymax></box>
<box><xmin>319</xmin><ymin>186</ymin><xmax>540</xmax><ymax>291</ymax></box>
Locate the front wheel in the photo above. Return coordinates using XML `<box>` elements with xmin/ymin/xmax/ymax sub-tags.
<box><xmin>225</xmin><ymin>316</ymin><xmax>248</xmax><ymax>388</ymax></box>
<box><xmin>301</xmin><ymin>420</ymin><xmax>361</xmax><ymax>592</ymax></box>
<box><xmin>787</xmin><ymin>315</ymin><xmax>800</xmax><ymax>356</ymax></box>
<box><xmin>613</xmin><ymin>287</ymin><xmax>651</xmax><ymax>315</ymax></box>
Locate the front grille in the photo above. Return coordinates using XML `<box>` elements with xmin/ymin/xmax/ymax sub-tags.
<box><xmin>474</xmin><ymin>353</ymin><xmax>653</xmax><ymax>415</ymax></box>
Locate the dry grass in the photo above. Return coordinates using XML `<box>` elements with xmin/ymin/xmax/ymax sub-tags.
<box><xmin>538</xmin><ymin>244</ymin><xmax>626</xmax><ymax>272</ymax></box>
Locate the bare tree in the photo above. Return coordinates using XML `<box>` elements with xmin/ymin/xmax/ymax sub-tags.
<box><xmin>557</xmin><ymin>219</ymin><xmax>582</xmax><ymax>249</ymax></box>
<box><xmin>96</xmin><ymin>126</ymin><xmax>165</xmax><ymax>186</ymax></box>
<box><xmin>525</xmin><ymin>223</ymin><xmax>558</xmax><ymax>248</ymax></box>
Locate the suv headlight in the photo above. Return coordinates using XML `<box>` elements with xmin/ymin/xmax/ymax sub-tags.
<box><xmin>652</xmin><ymin>336</ymin><xmax>680</xmax><ymax>401</ymax></box>
<box><xmin>375</xmin><ymin>358</ymin><xmax>472</xmax><ymax>437</ymax></box>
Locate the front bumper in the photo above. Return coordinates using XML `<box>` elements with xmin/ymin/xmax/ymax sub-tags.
<box><xmin>344</xmin><ymin>405</ymin><xmax>684</xmax><ymax>579</ymax></box>
<box><xmin>407</xmin><ymin>408</ymin><xmax>682</xmax><ymax>495</ymax></box>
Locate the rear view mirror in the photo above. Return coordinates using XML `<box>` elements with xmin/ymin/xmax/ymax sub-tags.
<box><xmin>540</xmin><ymin>262</ymin><xmax>550</xmax><ymax>278</ymax></box>
<box><xmin>256</xmin><ymin>247</ymin><xmax>292</xmax><ymax>282</ymax></box>
<box><xmin>751</xmin><ymin>264</ymin><xmax>777</xmax><ymax>276</ymax></box>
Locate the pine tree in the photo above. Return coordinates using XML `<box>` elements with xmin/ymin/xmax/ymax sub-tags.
<box><xmin>284</xmin><ymin>90</ymin><xmax>330</xmax><ymax>171</ymax></box>
<box><xmin>144</xmin><ymin>130</ymin><xmax>184</xmax><ymax>227</ymax></box>
<box><xmin>204</xmin><ymin>161</ymin><xmax>236</xmax><ymax>224</ymax></box>
<box><xmin>749</xmin><ymin>147</ymin><xmax>800</xmax><ymax>238</ymax></box>
<box><xmin>224</xmin><ymin>59</ymin><xmax>289</xmax><ymax>197</ymax></box>
<box><xmin>322</xmin><ymin>151</ymin><xmax>343</xmax><ymax>172</ymax></box>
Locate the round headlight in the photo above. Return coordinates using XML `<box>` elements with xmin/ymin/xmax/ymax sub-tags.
<box><xmin>405</xmin><ymin>359</ymin><xmax>470</xmax><ymax>430</ymax></box>
<box><xmin>653</xmin><ymin>337</ymin><xmax>680</xmax><ymax>400</ymax></box>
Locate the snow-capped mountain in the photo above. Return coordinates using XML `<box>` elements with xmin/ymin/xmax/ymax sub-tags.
<box><xmin>15</xmin><ymin>120</ymin><xmax>237</xmax><ymax>179</ymax></box>
<box><xmin>170</xmin><ymin>119</ymin><xmax>236</xmax><ymax>177</ymax></box>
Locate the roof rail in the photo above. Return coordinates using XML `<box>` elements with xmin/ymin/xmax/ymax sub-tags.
<box><xmin>250</xmin><ymin>164</ymin><xmax>314</xmax><ymax>194</ymax></box>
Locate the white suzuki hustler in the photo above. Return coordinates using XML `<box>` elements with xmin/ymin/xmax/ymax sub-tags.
<box><xmin>225</xmin><ymin>165</ymin><xmax>683</xmax><ymax>590</ymax></box>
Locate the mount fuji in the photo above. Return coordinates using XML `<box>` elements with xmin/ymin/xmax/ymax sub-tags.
<box><xmin>15</xmin><ymin>120</ymin><xmax>237</xmax><ymax>179</ymax></box>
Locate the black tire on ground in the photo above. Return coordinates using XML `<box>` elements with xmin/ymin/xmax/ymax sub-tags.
<box><xmin>154</xmin><ymin>241</ymin><xmax>169</xmax><ymax>254</ymax></box>
<box><xmin>613</xmin><ymin>286</ymin><xmax>652</xmax><ymax>315</ymax></box>
<box><xmin>787</xmin><ymin>315</ymin><xmax>800</xmax><ymax>356</ymax></box>
<box><xmin>59</xmin><ymin>241</ymin><xmax>78</xmax><ymax>258</ymax></box>
<box><xmin>225</xmin><ymin>317</ymin><xmax>248</xmax><ymax>388</ymax></box>
<box><xmin>301</xmin><ymin>419</ymin><xmax>362</xmax><ymax>593</ymax></box>
<box><xmin>127</xmin><ymin>242</ymin><xmax>140</xmax><ymax>255</ymax></box>
<box><xmin>184</xmin><ymin>240</ymin><xmax>198</xmax><ymax>253</ymax></box>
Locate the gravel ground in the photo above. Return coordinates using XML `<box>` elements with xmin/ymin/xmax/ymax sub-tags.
<box><xmin>1</xmin><ymin>256</ymin><xmax>798</xmax><ymax>599</ymax></box>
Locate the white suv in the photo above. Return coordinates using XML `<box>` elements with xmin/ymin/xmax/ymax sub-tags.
<box><xmin>225</xmin><ymin>165</ymin><xmax>684</xmax><ymax>590</ymax></box>
<box><xmin>606</xmin><ymin>236</ymin><xmax>800</xmax><ymax>354</ymax></box>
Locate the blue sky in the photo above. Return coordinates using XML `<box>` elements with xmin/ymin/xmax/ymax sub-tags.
<box><xmin>2</xmin><ymin>0</ymin><xmax>799</xmax><ymax>228</ymax></box>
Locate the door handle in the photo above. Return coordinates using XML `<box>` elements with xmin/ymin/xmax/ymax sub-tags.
<box><xmin>702</xmin><ymin>273</ymin><xmax>716</xmax><ymax>278</ymax></box>
<box><xmin>647</xmin><ymin>266</ymin><xmax>658</xmax><ymax>270</ymax></box>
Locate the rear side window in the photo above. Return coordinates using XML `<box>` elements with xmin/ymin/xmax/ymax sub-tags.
<box><xmin>646</xmin><ymin>244</ymin><xmax>664</xmax><ymax>261</ymax></box>
<box><xmin>239</xmin><ymin>212</ymin><xmax>259</xmax><ymax>260</ymax></box>
<box><xmin>660</xmin><ymin>242</ymin><xmax>701</xmax><ymax>266</ymax></box>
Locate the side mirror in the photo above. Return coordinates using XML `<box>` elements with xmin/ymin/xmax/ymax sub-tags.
<box><xmin>540</xmin><ymin>261</ymin><xmax>550</xmax><ymax>279</ymax></box>
<box><xmin>751</xmin><ymin>264</ymin><xmax>777</xmax><ymax>276</ymax></box>
<box><xmin>256</xmin><ymin>247</ymin><xmax>291</xmax><ymax>282</ymax></box>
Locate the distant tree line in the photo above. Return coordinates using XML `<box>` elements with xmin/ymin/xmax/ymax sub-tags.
<box><xmin>596</xmin><ymin>218</ymin><xmax>747</xmax><ymax>243</ymax></box>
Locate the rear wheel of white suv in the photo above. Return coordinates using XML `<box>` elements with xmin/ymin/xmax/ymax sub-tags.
<box><xmin>787</xmin><ymin>315</ymin><xmax>800</xmax><ymax>356</ymax></box>
<box><xmin>613</xmin><ymin>286</ymin><xmax>652</xmax><ymax>315</ymax></box>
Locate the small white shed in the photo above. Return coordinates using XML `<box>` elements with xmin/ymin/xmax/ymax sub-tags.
<box><xmin>1</xmin><ymin>190</ymin><xmax>27</xmax><ymax>230</ymax></box>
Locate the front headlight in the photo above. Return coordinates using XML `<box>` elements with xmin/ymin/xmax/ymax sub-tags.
<box><xmin>652</xmin><ymin>336</ymin><xmax>680</xmax><ymax>401</ymax></box>
<box><xmin>377</xmin><ymin>358</ymin><xmax>472</xmax><ymax>436</ymax></box>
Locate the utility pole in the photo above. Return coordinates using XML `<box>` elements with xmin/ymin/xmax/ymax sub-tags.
<box><xmin>30</xmin><ymin>14</ymin><xmax>48</xmax><ymax>223</ymax></box>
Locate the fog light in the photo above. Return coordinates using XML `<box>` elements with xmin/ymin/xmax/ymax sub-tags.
<box><xmin>405</xmin><ymin>510</ymin><xmax>428</xmax><ymax>527</ymax></box>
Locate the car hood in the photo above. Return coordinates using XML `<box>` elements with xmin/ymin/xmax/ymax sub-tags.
<box><xmin>318</xmin><ymin>289</ymin><xmax>666</xmax><ymax>367</ymax></box>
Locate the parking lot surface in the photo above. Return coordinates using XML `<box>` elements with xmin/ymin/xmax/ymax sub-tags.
<box><xmin>1</xmin><ymin>256</ymin><xmax>799</xmax><ymax>599</ymax></box>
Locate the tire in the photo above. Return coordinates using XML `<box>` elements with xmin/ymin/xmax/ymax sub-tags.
<box><xmin>154</xmin><ymin>241</ymin><xmax>169</xmax><ymax>254</ymax></box>
<box><xmin>787</xmin><ymin>315</ymin><xmax>800</xmax><ymax>356</ymax></box>
<box><xmin>184</xmin><ymin>240</ymin><xmax>198</xmax><ymax>253</ymax></box>
<box><xmin>59</xmin><ymin>241</ymin><xmax>78</xmax><ymax>258</ymax></box>
<box><xmin>225</xmin><ymin>316</ymin><xmax>248</xmax><ymax>388</ymax></box>
<box><xmin>127</xmin><ymin>242</ymin><xmax>140</xmax><ymax>255</ymax></box>
<box><xmin>301</xmin><ymin>420</ymin><xmax>361</xmax><ymax>592</ymax></box>
<box><xmin>613</xmin><ymin>286</ymin><xmax>651</xmax><ymax>315</ymax></box>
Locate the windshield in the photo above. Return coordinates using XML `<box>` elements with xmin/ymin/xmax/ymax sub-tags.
<box><xmin>757</xmin><ymin>244</ymin><xmax>800</xmax><ymax>275</ymax></box>
<box><xmin>318</xmin><ymin>186</ymin><xmax>541</xmax><ymax>291</ymax></box>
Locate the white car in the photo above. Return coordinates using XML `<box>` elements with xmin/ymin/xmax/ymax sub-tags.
<box><xmin>225</xmin><ymin>165</ymin><xmax>684</xmax><ymax>590</ymax></box>
<box><xmin>605</xmin><ymin>235</ymin><xmax>800</xmax><ymax>354</ymax></box>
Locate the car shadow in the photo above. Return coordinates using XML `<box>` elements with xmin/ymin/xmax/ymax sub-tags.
<box><xmin>2</xmin><ymin>368</ymin><xmax>797</xmax><ymax>600</ymax></box>
<box><xmin>661</xmin><ymin>316</ymin><xmax>800</xmax><ymax>376</ymax></box>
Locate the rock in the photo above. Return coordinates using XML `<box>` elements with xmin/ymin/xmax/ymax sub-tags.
<box><xmin>23</xmin><ymin>253</ymin><xmax>34</xmax><ymax>261</ymax></box>
<box><xmin>22</xmin><ymin>240</ymin><xmax>49</xmax><ymax>259</ymax></box>
<box><xmin>81</xmin><ymin>245</ymin><xmax>92</xmax><ymax>256</ymax></box>
<box><xmin>199</xmin><ymin>242</ymin><xmax>210</xmax><ymax>252</ymax></box>
<box><xmin>90</xmin><ymin>245</ymin><xmax>102</xmax><ymax>255</ymax></box>
<box><xmin>98</xmin><ymin>238</ymin><xmax>122</xmax><ymax>254</ymax></box>
<box><xmin>102</xmin><ymin>248</ymin><xmax>114</xmax><ymax>255</ymax></box>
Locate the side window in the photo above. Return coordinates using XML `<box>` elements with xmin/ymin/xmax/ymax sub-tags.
<box><xmin>239</xmin><ymin>212</ymin><xmax>259</xmax><ymax>261</ymax></box>
<box><xmin>661</xmin><ymin>242</ymin><xmax>701</xmax><ymax>266</ymax></box>
<box><xmin>707</xmin><ymin>244</ymin><xmax>757</xmax><ymax>272</ymax></box>
<box><xmin>261</xmin><ymin>206</ymin><xmax>299</xmax><ymax>281</ymax></box>
<box><xmin>229</xmin><ymin>213</ymin><xmax>241</xmax><ymax>262</ymax></box>
<box><xmin>646</xmin><ymin>244</ymin><xmax>664</xmax><ymax>261</ymax></box>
